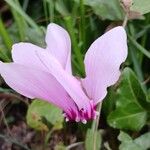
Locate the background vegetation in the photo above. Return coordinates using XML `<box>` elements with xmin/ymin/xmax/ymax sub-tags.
<box><xmin>0</xmin><ymin>0</ymin><xmax>150</xmax><ymax>149</ymax></box>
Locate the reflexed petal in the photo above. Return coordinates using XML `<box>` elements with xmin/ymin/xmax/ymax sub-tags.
<box><xmin>0</xmin><ymin>62</ymin><xmax>75</xmax><ymax>113</ymax></box>
<box><xmin>36</xmin><ymin>50</ymin><xmax>91</xmax><ymax>111</ymax></box>
<box><xmin>82</xmin><ymin>26</ymin><xmax>128</xmax><ymax>104</ymax></box>
<box><xmin>46</xmin><ymin>23</ymin><xmax>72</xmax><ymax>73</ymax></box>
<box><xmin>11</xmin><ymin>40</ymin><xmax>90</xmax><ymax>111</ymax></box>
<box><xmin>12</xmin><ymin>43</ymin><xmax>47</xmax><ymax>71</ymax></box>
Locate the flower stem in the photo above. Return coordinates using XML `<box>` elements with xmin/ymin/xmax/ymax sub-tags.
<box><xmin>122</xmin><ymin>14</ymin><xmax>128</xmax><ymax>28</ymax></box>
<box><xmin>92</xmin><ymin>102</ymin><xmax>102</xmax><ymax>150</ymax></box>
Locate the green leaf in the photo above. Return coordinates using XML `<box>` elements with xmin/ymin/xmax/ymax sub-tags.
<box><xmin>108</xmin><ymin>103</ymin><xmax>147</xmax><ymax>131</ymax></box>
<box><xmin>118</xmin><ymin>131</ymin><xmax>143</xmax><ymax>150</ymax></box>
<box><xmin>102</xmin><ymin>88</ymin><xmax>117</xmax><ymax>117</ymax></box>
<box><xmin>134</xmin><ymin>132</ymin><xmax>150</xmax><ymax>149</ymax></box>
<box><xmin>107</xmin><ymin>68</ymin><xmax>149</xmax><ymax>131</ymax></box>
<box><xmin>74</xmin><ymin>0</ymin><xmax>124</xmax><ymax>20</ymax></box>
<box><xmin>118</xmin><ymin>131</ymin><xmax>132</xmax><ymax>142</ymax></box>
<box><xmin>131</xmin><ymin>0</ymin><xmax>150</xmax><ymax>15</ymax></box>
<box><xmin>118</xmin><ymin>131</ymin><xmax>150</xmax><ymax>150</ymax></box>
<box><xmin>116</xmin><ymin>68</ymin><xmax>150</xmax><ymax>110</ymax></box>
<box><xmin>85</xmin><ymin>129</ymin><xmax>102</xmax><ymax>150</ymax></box>
<box><xmin>26</xmin><ymin>99</ymin><xmax>64</xmax><ymax>131</ymax></box>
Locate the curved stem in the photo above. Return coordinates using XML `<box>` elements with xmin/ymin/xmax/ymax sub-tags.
<box><xmin>66</xmin><ymin>142</ymin><xmax>84</xmax><ymax>150</ymax></box>
<box><xmin>122</xmin><ymin>14</ymin><xmax>128</xmax><ymax>28</ymax></box>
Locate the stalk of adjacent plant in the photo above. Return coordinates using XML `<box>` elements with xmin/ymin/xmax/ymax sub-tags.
<box><xmin>122</xmin><ymin>14</ymin><xmax>128</xmax><ymax>28</ymax></box>
<box><xmin>121</xmin><ymin>0</ymin><xmax>133</xmax><ymax>28</ymax></box>
<box><xmin>80</xmin><ymin>0</ymin><xmax>86</xmax><ymax>50</ymax></box>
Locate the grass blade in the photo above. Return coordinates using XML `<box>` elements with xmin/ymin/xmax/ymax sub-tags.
<box><xmin>128</xmin><ymin>34</ymin><xmax>150</xmax><ymax>59</ymax></box>
<box><xmin>0</xmin><ymin>16</ymin><xmax>13</xmax><ymax>51</ymax></box>
<box><xmin>5</xmin><ymin>0</ymin><xmax>41</xmax><ymax>33</ymax></box>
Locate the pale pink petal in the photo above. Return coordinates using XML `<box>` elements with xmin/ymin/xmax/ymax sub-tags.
<box><xmin>11</xmin><ymin>41</ymin><xmax>90</xmax><ymax>111</ymax></box>
<box><xmin>0</xmin><ymin>62</ymin><xmax>75</xmax><ymax>113</ymax></box>
<box><xmin>82</xmin><ymin>26</ymin><xmax>128</xmax><ymax>104</ymax></box>
<box><xmin>46</xmin><ymin>23</ymin><xmax>72</xmax><ymax>73</ymax></box>
<box><xmin>12</xmin><ymin>43</ymin><xmax>47</xmax><ymax>71</ymax></box>
<box><xmin>36</xmin><ymin>50</ymin><xmax>91</xmax><ymax>111</ymax></box>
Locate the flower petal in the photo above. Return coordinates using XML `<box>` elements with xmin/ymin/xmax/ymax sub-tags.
<box><xmin>0</xmin><ymin>62</ymin><xmax>75</xmax><ymax>113</ymax></box>
<box><xmin>11</xmin><ymin>41</ymin><xmax>89</xmax><ymax>110</ymax></box>
<box><xmin>82</xmin><ymin>26</ymin><xmax>128</xmax><ymax>104</ymax></box>
<box><xmin>12</xmin><ymin>43</ymin><xmax>47</xmax><ymax>71</ymax></box>
<box><xmin>36</xmin><ymin>50</ymin><xmax>91</xmax><ymax>111</ymax></box>
<box><xmin>46</xmin><ymin>23</ymin><xmax>72</xmax><ymax>73</ymax></box>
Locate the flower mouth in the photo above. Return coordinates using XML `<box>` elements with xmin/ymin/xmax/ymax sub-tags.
<box><xmin>63</xmin><ymin>100</ymin><xmax>99</xmax><ymax>124</ymax></box>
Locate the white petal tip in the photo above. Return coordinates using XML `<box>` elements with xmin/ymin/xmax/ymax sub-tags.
<box><xmin>65</xmin><ymin>118</ymin><xmax>69</xmax><ymax>122</ymax></box>
<box><xmin>82</xmin><ymin>119</ymin><xmax>87</xmax><ymax>124</ymax></box>
<box><xmin>75</xmin><ymin>117</ymin><xmax>80</xmax><ymax>122</ymax></box>
<box><xmin>62</xmin><ymin>113</ymin><xmax>66</xmax><ymax>117</ymax></box>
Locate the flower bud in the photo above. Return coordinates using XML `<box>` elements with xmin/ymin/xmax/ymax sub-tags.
<box><xmin>121</xmin><ymin>0</ymin><xmax>133</xmax><ymax>12</ymax></box>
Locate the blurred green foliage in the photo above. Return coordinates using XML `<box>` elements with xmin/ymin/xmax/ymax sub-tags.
<box><xmin>0</xmin><ymin>0</ymin><xmax>150</xmax><ymax>149</ymax></box>
<box><xmin>26</xmin><ymin>99</ymin><xmax>63</xmax><ymax>131</ymax></box>
<box><xmin>107</xmin><ymin>68</ymin><xmax>149</xmax><ymax>131</ymax></box>
<box><xmin>118</xmin><ymin>131</ymin><xmax>150</xmax><ymax>150</ymax></box>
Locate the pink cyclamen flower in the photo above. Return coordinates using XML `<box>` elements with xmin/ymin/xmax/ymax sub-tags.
<box><xmin>0</xmin><ymin>23</ymin><xmax>127</xmax><ymax>123</ymax></box>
